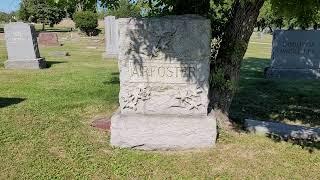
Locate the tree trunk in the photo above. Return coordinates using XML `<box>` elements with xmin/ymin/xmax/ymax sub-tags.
<box><xmin>209</xmin><ymin>0</ymin><xmax>265</xmax><ymax>128</ymax></box>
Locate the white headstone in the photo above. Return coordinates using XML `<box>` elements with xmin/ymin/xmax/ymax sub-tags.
<box><xmin>4</xmin><ymin>22</ymin><xmax>46</xmax><ymax>69</ymax></box>
<box><xmin>103</xmin><ymin>16</ymin><xmax>119</xmax><ymax>59</ymax></box>
<box><xmin>110</xmin><ymin>15</ymin><xmax>217</xmax><ymax>150</ymax></box>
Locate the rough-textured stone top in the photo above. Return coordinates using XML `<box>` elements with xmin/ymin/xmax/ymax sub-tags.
<box><xmin>271</xmin><ymin>30</ymin><xmax>320</xmax><ymax>69</ymax></box>
<box><xmin>4</xmin><ymin>22</ymin><xmax>41</xmax><ymax>61</ymax></box>
<box><xmin>117</xmin><ymin>15</ymin><xmax>211</xmax><ymax>116</ymax></box>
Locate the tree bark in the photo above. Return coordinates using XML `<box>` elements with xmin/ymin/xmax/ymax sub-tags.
<box><xmin>209</xmin><ymin>0</ymin><xmax>265</xmax><ymax>128</ymax></box>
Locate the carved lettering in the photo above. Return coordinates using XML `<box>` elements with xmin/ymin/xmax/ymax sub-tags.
<box><xmin>128</xmin><ymin>62</ymin><xmax>199</xmax><ymax>83</ymax></box>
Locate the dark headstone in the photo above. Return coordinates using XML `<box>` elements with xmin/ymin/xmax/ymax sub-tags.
<box><xmin>266</xmin><ymin>30</ymin><xmax>320</xmax><ymax>79</ymax></box>
<box><xmin>38</xmin><ymin>32</ymin><xmax>59</xmax><ymax>46</ymax></box>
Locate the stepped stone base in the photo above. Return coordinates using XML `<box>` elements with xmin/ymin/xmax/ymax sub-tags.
<box><xmin>111</xmin><ymin>110</ymin><xmax>217</xmax><ymax>150</ymax></box>
<box><xmin>5</xmin><ymin>58</ymin><xmax>46</xmax><ymax>69</ymax></box>
<box><xmin>265</xmin><ymin>68</ymin><xmax>320</xmax><ymax>79</ymax></box>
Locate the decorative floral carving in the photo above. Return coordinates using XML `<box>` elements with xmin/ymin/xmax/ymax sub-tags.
<box><xmin>150</xmin><ymin>30</ymin><xmax>177</xmax><ymax>59</ymax></box>
<box><xmin>172</xmin><ymin>86</ymin><xmax>204</xmax><ymax>110</ymax></box>
<box><xmin>121</xmin><ymin>86</ymin><xmax>151</xmax><ymax>111</ymax></box>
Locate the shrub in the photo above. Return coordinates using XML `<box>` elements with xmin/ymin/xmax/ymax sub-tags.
<box><xmin>74</xmin><ymin>11</ymin><xmax>98</xmax><ymax>36</ymax></box>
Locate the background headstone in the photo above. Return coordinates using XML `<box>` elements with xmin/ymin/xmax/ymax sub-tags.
<box><xmin>103</xmin><ymin>16</ymin><xmax>119</xmax><ymax>59</ymax></box>
<box><xmin>266</xmin><ymin>30</ymin><xmax>320</xmax><ymax>79</ymax></box>
<box><xmin>111</xmin><ymin>15</ymin><xmax>217</xmax><ymax>150</ymax></box>
<box><xmin>38</xmin><ymin>32</ymin><xmax>59</xmax><ymax>46</ymax></box>
<box><xmin>4</xmin><ymin>22</ymin><xmax>46</xmax><ymax>69</ymax></box>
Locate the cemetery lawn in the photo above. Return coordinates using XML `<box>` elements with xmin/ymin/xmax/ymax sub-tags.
<box><xmin>0</xmin><ymin>33</ymin><xmax>319</xmax><ymax>179</ymax></box>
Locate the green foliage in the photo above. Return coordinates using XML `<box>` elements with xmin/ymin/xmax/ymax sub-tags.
<box><xmin>271</xmin><ymin>0</ymin><xmax>320</xmax><ymax>29</ymax></box>
<box><xmin>18</xmin><ymin>0</ymin><xmax>65</xmax><ymax>26</ymax></box>
<box><xmin>210</xmin><ymin>68</ymin><xmax>234</xmax><ymax>92</ymax></box>
<box><xmin>0</xmin><ymin>12</ymin><xmax>12</xmax><ymax>23</ymax></box>
<box><xmin>209</xmin><ymin>0</ymin><xmax>233</xmax><ymax>38</ymax></box>
<box><xmin>55</xmin><ymin>0</ymin><xmax>97</xmax><ymax>13</ymax></box>
<box><xmin>74</xmin><ymin>11</ymin><xmax>98</xmax><ymax>35</ymax></box>
<box><xmin>107</xmin><ymin>0</ymin><xmax>142</xmax><ymax>18</ymax></box>
<box><xmin>257</xmin><ymin>0</ymin><xmax>284</xmax><ymax>30</ymax></box>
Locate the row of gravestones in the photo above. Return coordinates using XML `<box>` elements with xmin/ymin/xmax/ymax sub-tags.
<box><xmin>2</xmin><ymin>16</ymin><xmax>320</xmax><ymax>150</ymax></box>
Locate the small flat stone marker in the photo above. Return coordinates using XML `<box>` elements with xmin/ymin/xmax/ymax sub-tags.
<box><xmin>91</xmin><ymin>117</ymin><xmax>111</xmax><ymax>131</ymax></box>
<box><xmin>4</xmin><ymin>22</ymin><xmax>46</xmax><ymax>69</ymax></box>
<box><xmin>245</xmin><ymin>119</ymin><xmax>320</xmax><ymax>141</ymax></box>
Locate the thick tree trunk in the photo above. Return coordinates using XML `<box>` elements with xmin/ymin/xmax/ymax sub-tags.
<box><xmin>209</xmin><ymin>0</ymin><xmax>265</xmax><ymax>128</ymax></box>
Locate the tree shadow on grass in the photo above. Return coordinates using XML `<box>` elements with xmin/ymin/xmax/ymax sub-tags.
<box><xmin>230</xmin><ymin>57</ymin><xmax>320</xmax><ymax>127</ymax></box>
<box><xmin>46</xmin><ymin>61</ymin><xmax>65</xmax><ymax>68</ymax></box>
<box><xmin>0</xmin><ymin>97</ymin><xmax>25</xmax><ymax>108</ymax></box>
<box><xmin>103</xmin><ymin>72</ymin><xmax>119</xmax><ymax>85</ymax></box>
<box><xmin>267</xmin><ymin>133</ymin><xmax>320</xmax><ymax>153</ymax></box>
<box><xmin>234</xmin><ymin>57</ymin><xmax>320</xmax><ymax>152</ymax></box>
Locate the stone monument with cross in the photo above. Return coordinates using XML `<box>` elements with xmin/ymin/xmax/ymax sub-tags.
<box><xmin>4</xmin><ymin>22</ymin><xmax>46</xmax><ymax>69</ymax></box>
<box><xmin>110</xmin><ymin>15</ymin><xmax>217</xmax><ymax>150</ymax></box>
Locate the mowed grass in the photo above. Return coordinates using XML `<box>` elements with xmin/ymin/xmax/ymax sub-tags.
<box><xmin>231</xmin><ymin>32</ymin><xmax>320</xmax><ymax>127</ymax></box>
<box><xmin>0</xmin><ymin>32</ymin><xmax>319</xmax><ymax>179</ymax></box>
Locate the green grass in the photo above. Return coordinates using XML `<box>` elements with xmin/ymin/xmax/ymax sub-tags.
<box><xmin>0</xmin><ymin>32</ymin><xmax>319</xmax><ymax>179</ymax></box>
<box><xmin>231</xmin><ymin>33</ymin><xmax>320</xmax><ymax>127</ymax></box>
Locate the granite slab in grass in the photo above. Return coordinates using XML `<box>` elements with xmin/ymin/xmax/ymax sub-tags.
<box><xmin>245</xmin><ymin>119</ymin><xmax>320</xmax><ymax>141</ymax></box>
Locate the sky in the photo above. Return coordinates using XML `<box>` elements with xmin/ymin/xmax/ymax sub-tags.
<box><xmin>0</xmin><ymin>0</ymin><xmax>20</xmax><ymax>13</ymax></box>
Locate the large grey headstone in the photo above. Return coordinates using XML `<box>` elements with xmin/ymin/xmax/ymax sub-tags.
<box><xmin>4</xmin><ymin>22</ymin><xmax>46</xmax><ymax>69</ymax></box>
<box><xmin>111</xmin><ymin>15</ymin><xmax>217</xmax><ymax>150</ymax></box>
<box><xmin>266</xmin><ymin>30</ymin><xmax>320</xmax><ymax>79</ymax></box>
<box><xmin>103</xmin><ymin>16</ymin><xmax>119</xmax><ymax>59</ymax></box>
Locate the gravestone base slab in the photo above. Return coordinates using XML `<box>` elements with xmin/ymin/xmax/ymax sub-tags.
<box><xmin>266</xmin><ymin>68</ymin><xmax>320</xmax><ymax>79</ymax></box>
<box><xmin>5</xmin><ymin>58</ymin><xmax>46</xmax><ymax>69</ymax></box>
<box><xmin>102</xmin><ymin>52</ymin><xmax>118</xmax><ymax>59</ymax></box>
<box><xmin>111</xmin><ymin>110</ymin><xmax>217</xmax><ymax>150</ymax></box>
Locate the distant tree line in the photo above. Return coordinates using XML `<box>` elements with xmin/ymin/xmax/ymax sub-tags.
<box><xmin>0</xmin><ymin>11</ymin><xmax>16</xmax><ymax>23</ymax></box>
<box><xmin>16</xmin><ymin>0</ymin><xmax>142</xmax><ymax>31</ymax></box>
<box><xmin>257</xmin><ymin>0</ymin><xmax>320</xmax><ymax>31</ymax></box>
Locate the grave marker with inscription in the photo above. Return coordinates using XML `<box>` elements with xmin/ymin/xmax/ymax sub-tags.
<box><xmin>4</xmin><ymin>22</ymin><xmax>46</xmax><ymax>69</ymax></box>
<box><xmin>266</xmin><ymin>30</ymin><xmax>320</xmax><ymax>79</ymax></box>
<box><xmin>111</xmin><ymin>15</ymin><xmax>217</xmax><ymax>150</ymax></box>
<box><xmin>38</xmin><ymin>32</ymin><xmax>59</xmax><ymax>46</ymax></box>
<box><xmin>103</xmin><ymin>16</ymin><xmax>119</xmax><ymax>59</ymax></box>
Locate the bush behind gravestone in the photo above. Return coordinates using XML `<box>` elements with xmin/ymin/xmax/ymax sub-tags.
<box><xmin>74</xmin><ymin>11</ymin><xmax>98</xmax><ymax>36</ymax></box>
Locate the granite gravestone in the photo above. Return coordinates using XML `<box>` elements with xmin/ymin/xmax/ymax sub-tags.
<box><xmin>103</xmin><ymin>16</ymin><xmax>119</xmax><ymax>59</ymax></box>
<box><xmin>38</xmin><ymin>32</ymin><xmax>59</xmax><ymax>46</ymax></box>
<box><xmin>111</xmin><ymin>15</ymin><xmax>217</xmax><ymax>150</ymax></box>
<box><xmin>266</xmin><ymin>30</ymin><xmax>320</xmax><ymax>79</ymax></box>
<box><xmin>4</xmin><ymin>22</ymin><xmax>46</xmax><ymax>69</ymax></box>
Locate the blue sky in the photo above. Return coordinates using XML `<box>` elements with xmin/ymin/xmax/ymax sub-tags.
<box><xmin>0</xmin><ymin>0</ymin><xmax>20</xmax><ymax>13</ymax></box>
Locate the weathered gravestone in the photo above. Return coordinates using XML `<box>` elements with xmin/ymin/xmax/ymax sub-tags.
<box><xmin>266</xmin><ymin>30</ymin><xmax>320</xmax><ymax>79</ymax></box>
<box><xmin>4</xmin><ymin>22</ymin><xmax>46</xmax><ymax>69</ymax></box>
<box><xmin>111</xmin><ymin>15</ymin><xmax>217</xmax><ymax>150</ymax></box>
<box><xmin>103</xmin><ymin>16</ymin><xmax>119</xmax><ymax>59</ymax></box>
<box><xmin>38</xmin><ymin>32</ymin><xmax>59</xmax><ymax>46</ymax></box>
